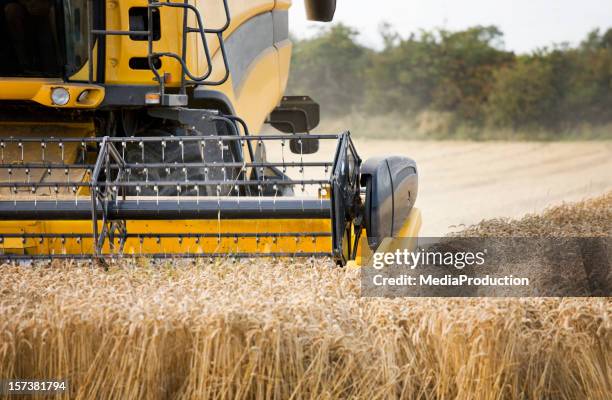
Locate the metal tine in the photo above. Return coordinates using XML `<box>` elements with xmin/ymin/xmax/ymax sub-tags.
<box><xmin>216</xmin><ymin>184</ymin><xmax>221</xmax><ymax>246</ymax></box>
<box><xmin>139</xmin><ymin>140</ymin><xmax>145</xmax><ymax>163</ymax></box>
<box><xmin>258</xmin><ymin>184</ymin><xmax>262</xmax><ymax>212</ymax></box>
<box><xmin>162</xmin><ymin>140</ymin><xmax>166</xmax><ymax>162</ymax></box>
<box><xmin>1</xmin><ymin>141</ymin><xmax>4</xmax><ymax>163</ymax></box>
<box><xmin>257</xmin><ymin>137</ymin><xmax>264</xmax><ymax>176</ymax></box>
<box><xmin>18</xmin><ymin>142</ymin><xmax>23</xmax><ymax>162</ymax></box>
<box><xmin>195</xmin><ymin>235</ymin><xmax>203</xmax><ymax>255</ymax></box>
<box><xmin>199</xmin><ymin>140</ymin><xmax>205</xmax><ymax>161</ymax></box>
<box><xmin>281</xmin><ymin>139</ymin><xmax>287</xmax><ymax>173</ymax></box>
<box><xmin>59</xmin><ymin>141</ymin><xmax>64</xmax><ymax>162</ymax></box>
<box><xmin>81</xmin><ymin>142</ymin><xmax>86</xmax><ymax>164</ymax></box>
<box><xmin>319</xmin><ymin>184</ymin><xmax>325</xmax><ymax>209</ymax></box>
<box><xmin>299</xmin><ymin>138</ymin><xmax>306</xmax><ymax>193</ymax></box>
<box><xmin>41</xmin><ymin>141</ymin><xmax>46</xmax><ymax>162</ymax></box>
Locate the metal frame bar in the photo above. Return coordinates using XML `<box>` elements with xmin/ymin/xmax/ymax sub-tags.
<box><xmin>0</xmin><ymin>199</ymin><xmax>332</xmax><ymax>220</ymax></box>
<box><xmin>0</xmin><ymin>253</ymin><xmax>333</xmax><ymax>261</ymax></box>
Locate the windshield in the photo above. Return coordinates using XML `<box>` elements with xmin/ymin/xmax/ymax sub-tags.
<box><xmin>62</xmin><ymin>0</ymin><xmax>89</xmax><ymax>76</ymax></box>
<box><xmin>0</xmin><ymin>0</ymin><xmax>89</xmax><ymax>78</ymax></box>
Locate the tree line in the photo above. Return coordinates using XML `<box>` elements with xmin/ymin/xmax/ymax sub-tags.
<box><xmin>287</xmin><ymin>24</ymin><xmax>612</xmax><ymax>136</ymax></box>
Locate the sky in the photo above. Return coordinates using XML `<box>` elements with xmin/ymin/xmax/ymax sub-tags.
<box><xmin>289</xmin><ymin>0</ymin><xmax>612</xmax><ymax>53</ymax></box>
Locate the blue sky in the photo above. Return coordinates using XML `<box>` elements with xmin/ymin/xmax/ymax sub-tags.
<box><xmin>289</xmin><ymin>0</ymin><xmax>612</xmax><ymax>53</ymax></box>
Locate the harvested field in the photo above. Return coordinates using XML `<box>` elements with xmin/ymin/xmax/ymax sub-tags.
<box><xmin>1</xmin><ymin>193</ymin><xmax>611</xmax><ymax>399</ymax></box>
<box><xmin>309</xmin><ymin>140</ymin><xmax>612</xmax><ymax>235</ymax></box>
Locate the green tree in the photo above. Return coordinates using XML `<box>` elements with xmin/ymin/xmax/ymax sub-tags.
<box><xmin>288</xmin><ymin>23</ymin><xmax>612</xmax><ymax>136</ymax></box>
<box><xmin>365</xmin><ymin>30</ymin><xmax>440</xmax><ymax>113</ymax></box>
<box><xmin>286</xmin><ymin>24</ymin><xmax>369</xmax><ymax>116</ymax></box>
<box><xmin>432</xmin><ymin>26</ymin><xmax>514</xmax><ymax>121</ymax></box>
<box><xmin>364</xmin><ymin>26</ymin><xmax>513</xmax><ymax>122</ymax></box>
<box><xmin>486</xmin><ymin>57</ymin><xmax>559</xmax><ymax>130</ymax></box>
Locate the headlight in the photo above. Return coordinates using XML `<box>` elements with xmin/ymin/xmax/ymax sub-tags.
<box><xmin>51</xmin><ymin>88</ymin><xmax>70</xmax><ymax>106</ymax></box>
<box><xmin>77</xmin><ymin>90</ymin><xmax>90</xmax><ymax>103</ymax></box>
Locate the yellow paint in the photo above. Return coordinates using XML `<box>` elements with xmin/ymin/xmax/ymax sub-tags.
<box><xmin>0</xmin><ymin>80</ymin><xmax>104</xmax><ymax>108</ymax></box>
<box><xmin>274</xmin><ymin>0</ymin><xmax>293</xmax><ymax>11</ymax></box>
<box><xmin>350</xmin><ymin>208</ymin><xmax>422</xmax><ymax>268</ymax></box>
<box><xmin>0</xmin><ymin>218</ymin><xmax>332</xmax><ymax>257</ymax></box>
<box><xmin>276</xmin><ymin>40</ymin><xmax>293</xmax><ymax>97</ymax></box>
<box><xmin>69</xmin><ymin>42</ymin><xmax>99</xmax><ymax>82</ymax></box>
<box><xmin>103</xmin><ymin>0</ymin><xmax>276</xmax><ymax>87</ymax></box>
<box><xmin>0</xmin><ymin>206</ymin><xmax>422</xmax><ymax>265</ymax></box>
<box><xmin>233</xmin><ymin>48</ymin><xmax>282</xmax><ymax>133</ymax></box>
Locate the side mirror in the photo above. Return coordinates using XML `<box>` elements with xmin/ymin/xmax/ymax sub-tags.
<box><xmin>304</xmin><ymin>0</ymin><xmax>337</xmax><ymax>22</ymax></box>
<box><xmin>269</xmin><ymin>96</ymin><xmax>320</xmax><ymax>134</ymax></box>
<box><xmin>268</xmin><ymin>96</ymin><xmax>321</xmax><ymax>154</ymax></box>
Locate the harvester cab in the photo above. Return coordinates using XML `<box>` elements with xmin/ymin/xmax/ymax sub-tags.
<box><xmin>0</xmin><ymin>0</ymin><xmax>421</xmax><ymax>265</ymax></box>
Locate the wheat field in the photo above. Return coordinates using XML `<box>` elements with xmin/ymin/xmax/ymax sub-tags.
<box><xmin>0</xmin><ymin>193</ymin><xmax>610</xmax><ymax>399</ymax></box>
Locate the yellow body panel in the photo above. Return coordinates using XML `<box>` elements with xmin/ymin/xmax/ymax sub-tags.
<box><xmin>0</xmin><ymin>79</ymin><xmax>104</xmax><ymax>108</ymax></box>
<box><xmin>0</xmin><ymin>219</ymin><xmax>332</xmax><ymax>257</ymax></box>
<box><xmin>348</xmin><ymin>208</ymin><xmax>423</xmax><ymax>268</ymax></box>
<box><xmin>103</xmin><ymin>0</ymin><xmax>276</xmax><ymax>87</ymax></box>
<box><xmin>0</xmin><ymin>211</ymin><xmax>424</xmax><ymax>266</ymax></box>
<box><xmin>232</xmin><ymin>48</ymin><xmax>283</xmax><ymax>133</ymax></box>
<box><xmin>69</xmin><ymin>42</ymin><xmax>99</xmax><ymax>82</ymax></box>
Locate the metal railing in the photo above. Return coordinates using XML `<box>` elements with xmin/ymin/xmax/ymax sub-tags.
<box><xmin>88</xmin><ymin>0</ymin><xmax>231</xmax><ymax>95</ymax></box>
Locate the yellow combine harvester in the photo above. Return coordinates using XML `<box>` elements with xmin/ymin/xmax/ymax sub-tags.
<box><xmin>0</xmin><ymin>0</ymin><xmax>420</xmax><ymax>265</ymax></box>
